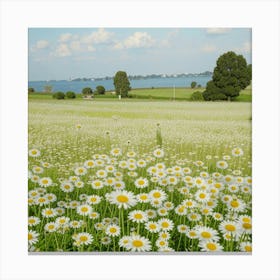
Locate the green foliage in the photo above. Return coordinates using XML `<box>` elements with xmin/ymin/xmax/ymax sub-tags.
<box><xmin>190</xmin><ymin>91</ymin><xmax>204</xmax><ymax>101</ymax></box>
<box><xmin>66</xmin><ymin>91</ymin><xmax>76</xmax><ymax>99</ymax></box>
<box><xmin>96</xmin><ymin>85</ymin><xmax>106</xmax><ymax>95</ymax></box>
<box><xmin>113</xmin><ymin>71</ymin><xmax>131</xmax><ymax>97</ymax></box>
<box><xmin>28</xmin><ymin>87</ymin><xmax>35</xmax><ymax>93</ymax></box>
<box><xmin>191</xmin><ymin>81</ymin><xmax>197</xmax><ymax>88</ymax></box>
<box><xmin>52</xmin><ymin>92</ymin><xmax>65</xmax><ymax>99</ymax></box>
<box><xmin>204</xmin><ymin>51</ymin><xmax>251</xmax><ymax>101</ymax></box>
<box><xmin>44</xmin><ymin>85</ymin><xmax>53</xmax><ymax>93</ymax></box>
<box><xmin>197</xmin><ymin>84</ymin><xmax>202</xmax><ymax>88</ymax></box>
<box><xmin>82</xmin><ymin>87</ymin><xmax>93</xmax><ymax>95</ymax></box>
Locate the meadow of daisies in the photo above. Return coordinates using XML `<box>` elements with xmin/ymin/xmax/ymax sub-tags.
<box><xmin>28</xmin><ymin>99</ymin><xmax>252</xmax><ymax>253</ymax></box>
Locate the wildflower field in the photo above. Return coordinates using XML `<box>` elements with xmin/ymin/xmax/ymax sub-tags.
<box><xmin>28</xmin><ymin>99</ymin><xmax>252</xmax><ymax>253</ymax></box>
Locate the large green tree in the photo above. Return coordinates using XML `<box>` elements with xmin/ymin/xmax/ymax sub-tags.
<box><xmin>203</xmin><ymin>51</ymin><xmax>251</xmax><ymax>101</ymax></box>
<box><xmin>113</xmin><ymin>71</ymin><xmax>131</xmax><ymax>97</ymax></box>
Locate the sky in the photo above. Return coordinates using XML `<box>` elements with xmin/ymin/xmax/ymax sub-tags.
<box><xmin>28</xmin><ymin>28</ymin><xmax>251</xmax><ymax>81</ymax></box>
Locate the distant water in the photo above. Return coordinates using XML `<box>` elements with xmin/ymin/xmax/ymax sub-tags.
<box><xmin>28</xmin><ymin>76</ymin><xmax>212</xmax><ymax>93</ymax></box>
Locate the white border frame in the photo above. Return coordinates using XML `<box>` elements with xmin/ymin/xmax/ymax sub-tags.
<box><xmin>1</xmin><ymin>0</ymin><xmax>280</xmax><ymax>279</ymax></box>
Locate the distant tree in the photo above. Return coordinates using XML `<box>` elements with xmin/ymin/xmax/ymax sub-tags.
<box><xmin>190</xmin><ymin>91</ymin><xmax>204</xmax><ymax>101</ymax></box>
<box><xmin>28</xmin><ymin>87</ymin><xmax>35</xmax><ymax>93</ymax></box>
<box><xmin>82</xmin><ymin>87</ymin><xmax>93</xmax><ymax>95</ymax></box>
<box><xmin>52</xmin><ymin>92</ymin><xmax>65</xmax><ymax>99</ymax></box>
<box><xmin>113</xmin><ymin>71</ymin><xmax>131</xmax><ymax>97</ymax></box>
<box><xmin>197</xmin><ymin>84</ymin><xmax>202</xmax><ymax>88</ymax></box>
<box><xmin>44</xmin><ymin>85</ymin><xmax>53</xmax><ymax>93</ymax></box>
<box><xmin>191</xmin><ymin>81</ymin><xmax>197</xmax><ymax>88</ymax></box>
<box><xmin>66</xmin><ymin>91</ymin><xmax>76</xmax><ymax>99</ymax></box>
<box><xmin>96</xmin><ymin>85</ymin><xmax>106</xmax><ymax>95</ymax></box>
<box><xmin>203</xmin><ymin>51</ymin><xmax>252</xmax><ymax>101</ymax></box>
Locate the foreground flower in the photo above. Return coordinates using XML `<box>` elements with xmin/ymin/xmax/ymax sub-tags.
<box><xmin>29</xmin><ymin>148</ymin><xmax>41</xmax><ymax>158</ymax></box>
<box><xmin>28</xmin><ymin>230</ymin><xmax>39</xmax><ymax>245</ymax></box>
<box><xmin>127</xmin><ymin>234</ymin><xmax>152</xmax><ymax>252</ymax></box>
<box><xmin>73</xmin><ymin>232</ymin><xmax>93</xmax><ymax>246</ymax></box>
<box><xmin>199</xmin><ymin>241</ymin><xmax>224</xmax><ymax>252</ymax></box>
<box><xmin>106</xmin><ymin>190</ymin><xmax>137</xmax><ymax>209</ymax></box>
<box><xmin>232</xmin><ymin>147</ymin><xmax>244</xmax><ymax>157</ymax></box>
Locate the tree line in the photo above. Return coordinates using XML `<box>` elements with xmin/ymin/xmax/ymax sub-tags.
<box><xmin>29</xmin><ymin>51</ymin><xmax>251</xmax><ymax>101</ymax></box>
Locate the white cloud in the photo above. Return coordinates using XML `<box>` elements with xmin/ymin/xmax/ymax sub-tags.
<box><xmin>73</xmin><ymin>56</ymin><xmax>95</xmax><ymax>61</ymax></box>
<box><xmin>87</xmin><ymin>45</ymin><xmax>96</xmax><ymax>52</ymax></box>
<box><xmin>36</xmin><ymin>40</ymin><xmax>49</xmax><ymax>49</ymax></box>
<box><xmin>53</xmin><ymin>44</ymin><xmax>71</xmax><ymax>57</ymax></box>
<box><xmin>206</xmin><ymin>28</ymin><xmax>231</xmax><ymax>34</ymax></box>
<box><xmin>234</xmin><ymin>41</ymin><xmax>252</xmax><ymax>53</ymax></box>
<box><xmin>69</xmin><ymin>41</ymin><xmax>81</xmax><ymax>51</ymax></box>
<box><xmin>201</xmin><ymin>44</ymin><xmax>217</xmax><ymax>53</ymax></box>
<box><xmin>113</xmin><ymin>32</ymin><xmax>156</xmax><ymax>50</ymax></box>
<box><xmin>59</xmin><ymin>33</ymin><xmax>74</xmax><ymax>43</ymax></box>
<box><xmin>81</xmin><ymin>28</ymin><xmax>113</xmax><ymax>44</ymax></box>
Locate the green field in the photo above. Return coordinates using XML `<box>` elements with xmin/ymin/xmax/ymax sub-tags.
<box><xmin>28</xmin><ymin>99</ymin><xmax>252</xmax><ymax>253</ymax></box>
<box><xmin>28</xmin><ymin>86</ymin><xmax>252</xmax><ymax>102</ymax></box>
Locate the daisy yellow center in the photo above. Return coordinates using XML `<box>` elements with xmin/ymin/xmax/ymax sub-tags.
<box><xmin>38</xmin><ymin>198</ymin><xmax>46</xmax><ymax>203</ymax></box>
<box><xmin>138</xmin><ymin>180</ymin><xmax>145</xmax><ymax>185</ymax></box>
<box><xmin>80</xmin><ymin>236</ymin><xmax>88</xmax><ymax>242</ymax></box>
<box><xmin>245</xmin><ymin>245</ymin><xmax>252</xmax><ymax>252</ymax></box>
<box><xmin>201</xmin><ymin>231</ymin><xmax>211</xmax><ymax>238</ymax></box>
<box><xmin>243</xmin><ymin>223</ymin><xmax>252</xmax><ymax>229</ymax></box>
<box><xmin>42</xmin><ymin>179</ymin><xmax>49</xmax><ymax>184</ymax></box>
<box><xmin>95</xmin><ymin>182</ymin><xmax>101</xmax><ymax>187</ymax></box>
<box><xmin>189</xmin><ymin>231</ymin><xmax>196</xmax><ymax>237</ymax></box>
<box><xmin>181</xmin><ymin>226</ymin><xmax>187</xmax><ymax>230</ymax></box>
<box><xmin>29</xmin><ymin>219</ymin><xmax>35</xmax><ymax>224</ymax></box>
<box><xmin>161</xmin><ymin>222</ymin><xmax>169</xmax><ymax>228</ymax></box>
<box><xmin>208</xmin><ymin>201</ymin><xmax>214</xmax><ymax>206</ymax></box>
<box><xmin>88</xmin><ymin>162</ymin><xmax>94</xmax><ymax>166</ymax></box>
<box><xmin>161</xmin><ymin>233</ymin><xmax>168</xmax><ymax>238</ymax></box>
<box><xmin>248</xmin><ymin>179</ymin><xmax>252</xmax><ymax>183</ymax></box>
<box><xmin>225</xmin><ymin>224</ymin><xmax>236</xmax><ymax>231</ymax></box>
<box><xmin>178</xmin><ymin>207</ymin><xmax>185</xmax><ymax>213</ymax></box>
<box><xmin>215</xmin><ymin>214</ymin><xmax>221</xmax><ymax>218</ymax></box>
<box><xmin>225</xmin><ymin>178</ymin><xmax>231</xmax><ymax>182</ymax></box>
<box><xmin>91</xmin><ymin>198</ymin><xmax>97</xmax><ymax>202</ymax></box>
<box><xmin>35</xmin><ymin>167</ymin><xmax>41</xmax><ymax>172</ymax></box>
<box><xmin>134</xmin><ymin>213</ymin><xmax>143</xmax><ymax>219</ymax></box>
<box><xmin>186</xmin><ymin>201</ymin><xmax>193</xmax><ymax>207</ymax></box>
<box><xmin>215</xmin><ymin>183</ymin><xmax>221</xmax><ymax>188</ymax></box>
<box><xmin>149</xmin><ymin>224</ymin><xmax>156</xmax><ymax>229</ymax></box>
<box><xmin>203</xmin><ymin>209</ymin><xmax>209</xmax><ymax>214</ymax></box>
<box><xmin>243</xmin><ymin>217</ymin><xmax>250</xmax><ymax>223</ymax></box>
<box><xmin>45</xmin><ymin>210</ymin><xmax>53</xmax><ymax>215</ymax></box>
<box><xmin>159</xmin><ymin>241</ymin><xmax>166</xmax><ymax>246</ymax></box>
<box><xmin>196</xmin><ymin>179</ymin><xmax>202</xmax><ymax>184</ymax></box>
<box><xmin>28</xmin><ymin>233</ymin><xmax>33</xmax><ymax>240</ymax></box>
<box><xmin>230</xmin><ymin>201</ymin><xmax>239</xmax><ymax>208</ymax></box>
<box><xmin>31</xmin><ymin>150</ymin><xmax>37</xmax><ymax>155</ymax></box>
<box><xmin>220</xmin><ymin>162</ymin><xmax>225</xmax><ymax>166</ymax></box>
<box><xmin>140</xmin><ymin>195</ymin><xmax>147</xmax><ymax>200</ymax></box>
<box><xmin>81</xmin><ymin>207</ymin><xmax>89</xmax><ymax>212</ymax></box>
<box><xmin>132</xmin><ymin>240</ymin><xmax>143</xmax><ymax>248</ymax></box>
<box><xmin>153</xmin><ymin>192</ymin><xmax>161</xmax><ymax>198</ymax></box>
<box><xmin>160</xmin><ymin>209</ymin><xmax>166</xmax><ymax>214</ymax></box>
<box><xmin>99</xmin><ymin>171</ymin><xmax>104</xmax><ymax>175</ymax></box>
<box><xmin>109</xmin><ymin>228</ymin><xmax>117</xmax><ymax>233</ymax></box>
<box><xmin>206</xmin><ymin>243</ymin><xmax>217</xmax><ymax>251</ymax></box>
<box><xmin>59</xmin><ymin>219</ymin><xmax>66</xmax><ymax>224</ymax></box>
<box><xmin>107</xmin><ymin>179</ymin><xmax>113</xmax><ymax>184</ymax></box>
<box><xmin>170</xmin><ymin>178</ymin><xmax>175</xmax><ymax>182</ymax></box>
<box><xmin>117</xmin><ymin>195</ymin><xmax>129</xmax><ymax>203</ymax></box>
<box><xmin>64</xmin><ymin>185</ymin><xmax>70</xmax><ymax>189</ymax></box>
<box><xmin>49</xmin><ymin>225</ymin><xmax>55</xmax><ymax>229</ymax></box>
<box><xmin>199</xmin><ymin>193</ymin><xmax>206</xmax><ymax>199</ymax></box>
<box><xmin>190</xmin><ymin>214</ymin><xmax>197</xmax><ymax>219</ymax></box>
